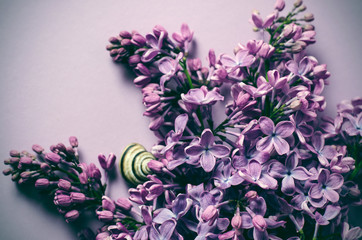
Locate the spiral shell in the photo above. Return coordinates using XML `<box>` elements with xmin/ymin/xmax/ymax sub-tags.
<box><xmin>120</xmin><ymin>143</ymin><xmax>154</xmax><ymax>185</ymax></box>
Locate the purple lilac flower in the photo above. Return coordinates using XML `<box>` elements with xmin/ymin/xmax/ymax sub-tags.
<box><xmin>167</xmin><ymin>145</ymin><xmax>199</xmax><ymax>170</ymax></box>
<box><xmin>343</xmin><ymin>113</ymin><xmax>362</xmax><ymax>136</ymax></box>
<box><xmin>133</xmin><ymin>206</ymin><xmax>153</xmax><ymax>239</ymax></box>
<box><xmin>309</xmin><ymin>169</ymin><xmax>344</xmax><ymax>203</ymax></box>
<box><xmin>251</xmin><ymin>12</ymin><xmax>276</xmax><ymax>29</ymax></box>
<box><xmin>220</xmin><ymin>50</ymin><xmax>255</xmax><ymax>73</ymax></box>
<box><xmin>172</xmin><ymin>23</ymin><xmax>193</xmax><ymax>53</ymax></box>
<box><xmin>142</xmin><ymin>31</ymin><xmax>167</xmax><ymax>62</ymax></box>
<box><xmin>285</xmin><ymin>56</ymin><xmax>314</xmax><ymax>83</ymax></box>
<box><xmin>153</xmin><ymin>194</ymin><xmax>192</xmax><ymax>223</ymax></box>
<box><xmin>213</xmin><ymin>159</ymin><xmax>244</xmax><ymax>189</ymax></box>
<box><xmin>342</xmin><ymin>222</ymin><xmax>362</xmax><ymax>240</ymax></box>
<box><xmin>315</xmin><ymin>205</ymin><xmax>341</xmax><ymax>226</ymax></box>
<box><xmin>240</xmin><ymin>197</ymin><xmax>285</xmax><ymax>240</ymax></box>
<box><xmin>256</xmin><ymin>117</ymin><xmax>295</xmax><ymax>155</ymax></box>
<box><xmin>158</xmin><ymin>56</ymin><xmax>180</xmax><ymax>91</ymax></box>
<box><xmin>289</xmin><ymin>112</ymin><xmax>313</xmax><ymax>144</ymax></box>
<box><xmin>268</xmin><ymin>152</ymin><xmax>311</xmax><ymax>195</ymax></box>
<box><xmin>149</xmin><ymin>219</ymin><xmax>177</xmax><ymax>240</ymax></box>
<box><xmin>163</xmin><ymin>114</ymin><xmax>188</xmax><ymax>153</ymax></box>
<box><xmin>185</xmin><ymin>129</ymin><xmax>230</xmax><ymax>172</ymax></box>
<box><xmin>306</xmin><ymin>131</ymin><xmax>337</xmax><ymax>166</ymax></box>
<box><xmin>238</xmin><ymin>160</ymin><xmax>278</xmax><ymax>189</ymax></box>
<box><xmin>181</xmin><ymin>86</ymin><xmax>224</xmax><ymax>109</ymax></box>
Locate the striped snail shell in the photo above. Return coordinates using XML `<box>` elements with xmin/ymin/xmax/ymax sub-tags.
<box><xmin>120</xmin><ymin>143</ymin><xmax>154</xmax><ymax>185</ymax></box>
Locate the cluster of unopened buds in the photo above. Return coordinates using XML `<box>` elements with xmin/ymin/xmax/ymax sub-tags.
<box><xmin>3</xmin><ymin>0</ymin><xmax>362</xmax><ymax>239</ymax></box>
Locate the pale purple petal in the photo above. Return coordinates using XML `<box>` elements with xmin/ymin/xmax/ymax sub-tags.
<box><xmin>323</xmin><ymin>205</ymin><xmax>341</xmax><ymax>220</ymax></box>
<box><xmin>249</xmin><ymin>160</ymin><xmax>262</xmax><ymax>180</ymax></box>
<box><xmin>259</xmin><ymin>173</ymin><xmax>278</xmax><ymax>189</ymax></box>
<box><xmin>249</xmin><ymin>197</ymin><xmax>267</xmax><ymax>216</ymax></box>
<box><xmin>263</xmin><ymin>13</ymin><xmax>276</xmax><ymax>28</ymax></box>
<box><xmin>142</xmin><ymin>49</ymin><xmax>160</xmax><ymax>62</ymax></box>
<box><xmin>291</xmin><ymin>167</ymin><xmax>311</xmax><ymax>180</ymax></box>
<box><xmin>275</xmin><ymin>121</ymin><xmax>295</xmax><ymax>138</ymax></box>
<box><xmin>256</xmin><ymin>136</ymin><xmax>273</xmax><ymax>152</ymax></box>
<box><xmin>149</xmin><ymin>226</ymin><xmax>161</xmax><ymax>240</ymax></box>
<box><xmin>326</xmin><ymin>173</ymin><xmax>344</xmax><ymax>189</ymax></box>
<box><xmin>259</xmin><ymin>117</ymin><xmax>274</xmax><ymax>135</ymax></box>
<box><xmin>159</xmin><ymin>219</ymin><xmax>176</xmax><ymax>240</ymax></box>
<box><xmin>175</xmin><ymin>114</ymin><xmax>188</xmax><ymax>134</ymax></box>
<box><xmin>209</xmin><ymin>145</ymin><xmax>230</xmax><ymax>158</ymax></box>
<box><xmin>309</xmin><ymin>184</ymin><xmax>323</xmax><ymax>199</ymax></box>
<box><xmin>312</xmin><ymin>132</ymin><xmax>324</xmax><ymax>151</ymax></box>
<box><xmin>200</xmin><ymin>151</ymin><xmax>215</xmax><ymax>172</ymax></box>
<box><xmin>281</xmin><ymin>176</ymin><xmax>295</xmax><ymax>195</ymax></box>
<box><xmin>321</xmin><ymin>146</ymin><xmax>337</xmax><ymax>159</ymax></box>
<box><xmin>285</xmin><ymin>60</ymin><xmax>299</xmax><ymax>74</ymax></box>
<box><xmin>200</xmin><ymin>129</ymin><xmax>214</xmax><ymax>148</ymax></box>
<box><xmin>240</xmin><ymin>55</ymin><xmax>256</xmax><ymax>67</ymax></box>
<box><xmin>220</xmin><ymin>54</ymin><xmax>237</xmax><ymax>68</ymax></box>
<box><xmin>153</xmin><ymin>208</ymin><xmax>175</xmax><ymax>224</ymax></box>
<box><xmin>159</xmin><ymin>58</ymin><xmax>174</xmax><ymax>74</ymax></box>
<box><xmin>181</xmin><ymin>23</ymin><xmax>192</xmax><ymax>40</ymax></box>
<box><xmin>324</xmin><ymin>188</ymin><xmax>339</xmax><ymax>202</ymax></box>
<box><xmin>273</xmin><ymin>137</ymin><xmax>290</xmax><ymax>155</ymax></box>
<box><xmin>317</xmin><ymin>154</ymin><xmax>330</xmax><ymax>167</ymax></box>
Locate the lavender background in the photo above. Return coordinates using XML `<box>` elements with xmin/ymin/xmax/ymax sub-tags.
<box><xmin>0</xmin><ymin>0</ymin><xmax>361</xmax><ymax>239</ymax></box>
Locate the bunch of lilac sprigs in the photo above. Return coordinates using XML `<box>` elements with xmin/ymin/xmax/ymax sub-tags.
<box><xmin>3</xmin><ymin>0</ymin><xmax>362</xmax><ymax>239</ymax></box>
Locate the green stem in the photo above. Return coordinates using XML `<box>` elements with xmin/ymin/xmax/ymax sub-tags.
<box><xmin>53</xmin><ymin>166</ymin><xmax>78</xmax><ymax>181</ymax></box>
<box><xmin>180</xmin><ymin>57</ymin><xmax>193</xmax><ymax>89</ymax></box>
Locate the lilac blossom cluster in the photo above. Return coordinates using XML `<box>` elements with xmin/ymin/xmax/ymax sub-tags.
<box><xmin>3</xmin><ymin>0</ymin><xmax>362</xmax><ymax>240</ymax></box>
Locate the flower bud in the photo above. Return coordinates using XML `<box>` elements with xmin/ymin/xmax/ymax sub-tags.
<box><xmin>119</xmin><ymin>30</ymin><xmax>132</xmax><ymax>39</ymax></box>
<box><xmin>58</xmin><ymin>179</ymin><xmax>72</xmax><ymax>191</ymax></box>
<box><xmin>10</xmin><ymin>150</ymin><xmax>20</xmax><ymax>157</ymax></box>
<box><xmin>231</xmin><ymin>214</ymin><xmax>242</xmax><ymax>229</ymax></box>
<box><xmin>245</xmin><ymin>190</ymin><xmax>258</xmax><ymax>200</ymax></box>
<box><xmin>274</xmin><ymin>0</ymin><xmax>285</xmax><ymax>11</ymax></box>
<box><xmin>258</xmin><ymin>43</ymin><xmax>275</xmax><ymax>58</ymax></box>
<box><xmin>289</xmin><ymin>100</ymin><xmax>302</xmax><ymax>111</ymax></box>
<box><xmin>35</xmin><ymin>178</ymin><xmax>50</xmax><ymax>189</ymax></box>
<box><xmin>55</xmin><ymin>195</ymin><xmax>72</xmax><ymax>207</ymax></box>
<box><xmin>20</xmin><ymin>171</ymin><xmax>33</xmax><ymax>181</ymax></box>
<box><xmin>128</xmin><ymin>54</ymin><xmax>141</xmax><ymax>67</ymax></box>
<box><xmin>79</xmin><ymin>172</ymin><xmax>88</xmax><ymax>185</ymax></box>
<box><xmin>65</xmin><ymin>210</ymin><xmax>80</xmax><ymax>223</ymax></box>
<box><xmin>108</xmin><ymin>36</ymin><xmax>120</xmax><ymax>45</ymax></box>
<box><xmin>40</xmin><ymin>163</ymin><xmax>51</xmax><ymax>173</ymax></box>
<box><xmin>201</xmin><ymin>205</ymin><xmax>218</xmax><ymax>222</ymax></box>
<box><xmin>252</xmin><ymin>215</ymin><xmax>267</xmax><ymax>231</ymax></box>
<box><xmin>294</xmin><ymin>0</ymin><xmax>302</xmax><ymax>8</ymax></box>
<box><xmin>2</xmin><ymin>168</ymin><xmax>13</xmax><ymax>176</ymax></box>
<box><xmin>70</xmin><ymin>192</ymin><xmax>86</xmax><ymax>203</ymax></box>
<box><xmin>116</xmin><ymin>198</ymin><xmax>133</xmax><ymax>211</ymax></box>
<box><xmin>303</xmin><ymin>24</ymin><xmax>314</xmax><ymax>31</ymax></box>
<box><xmin>69</xmin><ymin>136</ymin><xmax>78</xmax><ymax>148</ymax></box>
<box><xmin>96</xmin><ymin>210</ymin><xmax>114</xmax><ymax>222</ymax></box>
<box><xmin>102</xmin><ymin>196</ymin><xmax>116</xmax><ymax>212</ymax></box>
<box><xmin>56</xmin><ymin>143</ymin><xmax>67</xmax><ymax>153</ymax></box>
<box><xmin>18</xmin><ymin>157</ymin><xmax>33</xmax><ymax>168</ymax></box>
<box><xmin>10</xmin><ymin>157</ymin><xmax>20</xmax><ymax>164</ymax></box>
<box><xmin>153</xmin><ymin>25</ymin><xmax>168</xmax><ymax>38</ymax></box>
<box><xmin>32</xmin><ymin>144</ymin><xmax>44</xmax><ymax>154</ymax></box>
<box><xmin>89</xmin><ymin>163</ymin><xmax>101</xmax><ymax>180</ymax></box>
<box><xmin>298</xmin><ymin>5</ymin><xmax>306</xmax><ymax>12</ymax></box>
<box><xmin>131</xmin><ymin>34</ymin><xmax>146</xmax><ymax>47</ymax></box>
<box><xmin>147</xmin><ymin>160</ymin><xmax>164</xmax><ymax>173</ymax></box>
<box><xmin>45</xmin><ymin>152</ymin><xmax>61</xmax><ymax>164</ymax></box>
<box><xmin>11</xmin><ymin>172</ymin><xmax>20</xmax><ymax>181</ymax></box>
<box><xmin>304</xmin><ymin>13</ymin><xmax>314</xmax><ymax>22</ymax></box>
<box><xmin>149</xmin><ymin>116</ymin><xmax>164</xmax><ymax>131</ymax></box>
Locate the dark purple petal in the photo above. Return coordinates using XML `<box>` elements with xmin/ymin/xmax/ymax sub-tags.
<box><xmin>298</xmin><ymin>124</ymin><xmax>313</xmax><ymax>137</ymax></box>
<box><xmin>141</xmin><ymin>206</ymin><xmax>153</xmax><ymax>226</ymax></box>
<box><xmin>253</xmin><ymin>228</ymin><xmax>269</xmax><ymax>240</ymax></box>
<box><xmin>249</xmin><ymin>197</ymin><xmax>267</xmax><ymax>216</ymax></box>
<box><xmin>326</xmin><ymin>173</ymin><xmax>344</xmax><ymax>189</ymax></box>
<box><xmin>209</xmin><ymin>145</ymin><xmax>230</xmax><ymax>158</ymax></box>
<box><xmin>200</xmin><ymin>129</ymin><xmax>214</xmax><ymax>148</ymax></box>
<box><xmin>285</xmin><ymin>152</ymin><xmax>298</xmax><ymax>171</ymax></box>
<box><xmin>273</xmin><ymin>137</ymin><xmax>290</xmax><ymax>155</ymax></box>
<box><xmin>268</xmin><ymin>161</ymin><xmax>287</xmax><ymax>178</ymax></box>
<box><xmin>275</xmin><ymin>121</ymin><xmax>295</xmax><ymax>138</ymax></box>
<box><xmin>259</xmin><ymin>117</ymin><xmax>274</xmax><ymax>135</ymax></box>
<box><xmin>265</xmin><ymin>217</ymin><xmax>286</xmax><ymax>229</ymax></box>
<box><xmin>185</xmin><ymin>145</ymin><xmax>204</xmax><ymax>156</ymax></box>
<box><xmin>200</xmin><ymin>151</ymin><xmax>215</xmax><ymax>172</ymax></box>
<box><xmin>281</xmin><ymin>176</ymin><xmax>295</xmax><ymax>195</ymax></box>
<box><xmin>240</xmin><ymin>212</ymin><xmax>253</xmax><ymax>229</ymax></box>
<box><xmin>318</xmin><ymin>169</ymin><xmax>329</xmax><ymax>184</ymax></box>
<box><xmin>142</xmin><ymin>49</ymin><xmax>159</xmax><ymax>62</ymax></box>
